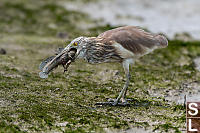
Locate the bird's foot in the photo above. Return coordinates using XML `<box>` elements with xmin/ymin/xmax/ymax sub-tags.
<box><xmin>110</xmin><ymin>98</ymin><xmax>129</xmax><ymax>106</ymax></box>
<box><xmin>95</xmin><ymin>98</ymin><xmax>130</xmax><ymax>106</ymax></box>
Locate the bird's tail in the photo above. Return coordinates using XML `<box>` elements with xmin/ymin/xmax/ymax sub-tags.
<box><xmin>155</xmin><ymin>35</ymin><xmax>168</xmax><ymax>48</ymax></box>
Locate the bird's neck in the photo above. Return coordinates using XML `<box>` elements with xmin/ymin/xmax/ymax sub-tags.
<box><xmin>76</xmin><ymin>37</ymin><xmax>98</xmax><ymax>59</ymax></box>
<box><xmin>84</xmin><ymin>37</ymin><xmax>97</xmax><ymax>43</ymax></box>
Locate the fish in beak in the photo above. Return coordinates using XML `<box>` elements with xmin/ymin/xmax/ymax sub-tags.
<box><xmin>39</xmin><ymin>48</ymin><xmax>77</xmax><ymax>79</ymax></box>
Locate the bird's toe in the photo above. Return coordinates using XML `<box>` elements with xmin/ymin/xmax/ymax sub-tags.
<box><xmin>120</xmin><ymin>101</ymin><xmax>130</xmax><ymax>106</ymax></box>
<box><xmin>111</xmin><ymin>99</ymin><xmax>119</xmax><ymax>106</ymax></box>
<box><xmin>121</xmin><ymin>98</ymin><xmax>127</xmax><ymax>103</ymax></box>
<box><xmin>107</xmin><ymin>98</ymin><xmax>115</xmax><ymax>102</ymax></box>
<box><xmin>95</xmin><ymin>98</ymin><xmax>130</xmax><ymax>106</ymax></box>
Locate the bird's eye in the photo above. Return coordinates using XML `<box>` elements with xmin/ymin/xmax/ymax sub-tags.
<box><xmin>73</xmin><ymin>42</ymin><xmax>78</xmax><ymax>46</ymax></box>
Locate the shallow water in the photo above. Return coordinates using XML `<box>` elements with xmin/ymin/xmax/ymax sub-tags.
<box><xmin>63</xmin><ymin>0</ymin><xmax>200</xmax><ymax>40</ymax></box>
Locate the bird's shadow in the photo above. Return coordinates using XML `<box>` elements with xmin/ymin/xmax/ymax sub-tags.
<box><xmin>95</xmin><ymin>98</ymin><xmax>169</xmax><ymax>108</ymax></box>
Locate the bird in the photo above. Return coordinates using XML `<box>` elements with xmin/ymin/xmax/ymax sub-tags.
<box><xmin>41</xmin><ymin>26</ymin><xmax>168</xmax><ymax>106</ymax></box>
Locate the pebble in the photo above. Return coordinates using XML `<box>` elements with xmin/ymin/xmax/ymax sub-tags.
<box><xmin>0</xmin><ymin>48</ymin><xmax>6</xmax><ymax>55</ymax></box>
<box><xmin>56</xmin><ymin>32</ymin><xmax>68</xmax><ymax>39</ymax></box>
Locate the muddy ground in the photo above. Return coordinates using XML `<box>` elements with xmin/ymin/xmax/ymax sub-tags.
<box><xmin>0</xmin><ymin>0</ymin><xmax>200</xmax><ymax>132</ymax></box>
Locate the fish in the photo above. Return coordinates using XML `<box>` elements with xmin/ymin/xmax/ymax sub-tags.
<box><xmin>39</xmin><ymin>56</ymin><xmax>56</xmax><ymax>71</ymax></box>
<box><xmin>39</xmin><ymin>48</ymin><xmax>76</xmax><ymax>79</ymax></box>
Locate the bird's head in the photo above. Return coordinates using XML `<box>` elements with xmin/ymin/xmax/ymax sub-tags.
<box><xmin>66</xmin><ymin>36</ymin><xmax>86</xmax><ymax>50</ymax></box>
<box><xmin>64</xmin><ymin>36</ymin><xmax>94</xmax><ymax>59</ymax></box>
<box><xmin>39</xmin><ymin>36</ymin><xmax>91</xmax><ymax>78</ymax></box>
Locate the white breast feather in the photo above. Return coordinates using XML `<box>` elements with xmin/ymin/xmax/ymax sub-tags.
<box><xmin>113</xmin><ymin>43</ymin><xmax>135</xmax><ymax>59</ymax></box>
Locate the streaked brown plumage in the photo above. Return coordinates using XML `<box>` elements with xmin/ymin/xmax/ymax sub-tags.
<box><xmin>40</xmin><ymin>26</ymin><xmax>168</xmax><ymax>106</ymax></box>
<box><xmin>97</xmin><ymin>26</ymin><xmax>167</xmax><ymax>55</ymax></box>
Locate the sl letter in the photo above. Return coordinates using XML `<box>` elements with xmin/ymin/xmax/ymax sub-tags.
<box><xmin>188</xmin><ymin>103</ymin><xmax>198</xmax><ymax>116</ymax></box>
<box><xmin>188</xmin><ymin>119</ymin><xmax>197</xmax><ymax>131</ymax></box>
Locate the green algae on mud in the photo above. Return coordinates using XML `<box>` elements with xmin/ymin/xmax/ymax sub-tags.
<box><xmin>1</xmin><ymin>35</ymin><xmax>200</xmax><ymax>132</ymax></box>
<box><xmin>0</xmin><ymin>0</ymin><xmax>92</xmax><ymax>38</ymax></box>
<box><xmin>0</xmin><ymin>0</ymin><xmax>200</xmax><ymax>132</ymax></box>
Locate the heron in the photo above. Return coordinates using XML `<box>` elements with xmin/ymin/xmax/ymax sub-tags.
<box><xmin>40</xmin><ymin>26</ymin><xmax>168</xmax><ymax>106</ymax></box>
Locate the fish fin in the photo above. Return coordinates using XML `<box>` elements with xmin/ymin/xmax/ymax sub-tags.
<box><xmin>55</xmin><ymin>47</ymin><xmax>64</xmax><ymax>55</ymax></box>
<box><xmin>39</xmin><ymin>72</ymin><xmax>48</xmax><ymax>79</ymax></box>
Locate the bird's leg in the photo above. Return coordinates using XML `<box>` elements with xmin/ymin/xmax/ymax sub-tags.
<box><xmin>121</xmin><ymin>73</ymin><xmax>130</xmax><ymax>103</ymax></box>
<box><xmin>95</xmin><ymin>60</ymin><xmax>131</xmax><ymax>106</ymax></box>
<box><xmin>112</xmin><ymin>61</ymin><xmax>130</xmax><ymax>106</ymax></box>
<box><xmin>112</xmin><ymin>72</ymin><xmax>130</xmax><ymax>105</ymax></box>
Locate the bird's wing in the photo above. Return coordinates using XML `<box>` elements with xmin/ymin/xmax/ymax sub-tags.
<box><xmin>97</xmin><ymin>26</ymin><xmax>168</xmax><ymax>55</ymax></box>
